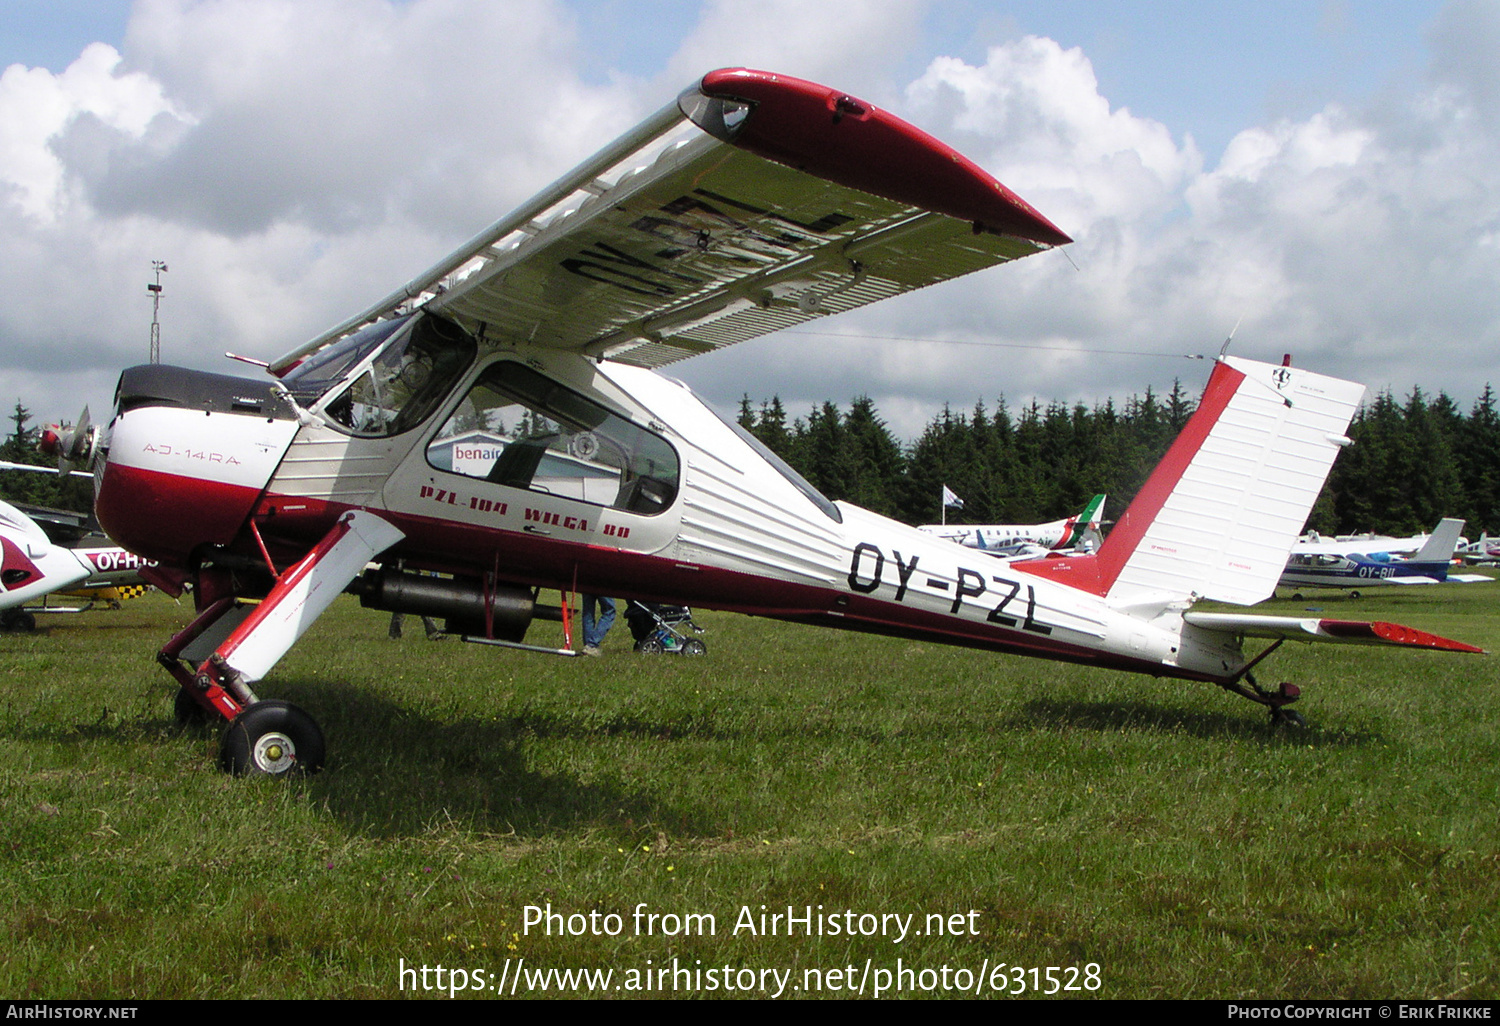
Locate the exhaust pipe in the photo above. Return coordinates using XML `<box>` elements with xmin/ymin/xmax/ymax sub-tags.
<box><xmin>357</xmin><ymin>568</ymin><xmax>563</xmax><ymax>641</ymax></box>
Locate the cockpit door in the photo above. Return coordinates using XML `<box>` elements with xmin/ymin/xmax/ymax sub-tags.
<box><xmin>380</xmin><ymin>355</ymin><xmax>684</xmax><ymax>557</ymax></box>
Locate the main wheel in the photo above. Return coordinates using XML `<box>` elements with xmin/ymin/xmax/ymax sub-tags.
<box><xmin>680</xmin><ymin>638</ymin><xmax>707</xmax><ymax>656</ymax></box>
<box><xmin>218</xmin><ymin>700</ymin><xmax>325</xmax><ymax>776</ymax></box>
<box><xmin>1</xmin><ymin>610</ymin><xmax>36</xmax><ymax>632</ymax></box>
<box><xmin>636</xmin><ymin>636</ymin><xmax>665</xmax><ymax>654</ymax></box>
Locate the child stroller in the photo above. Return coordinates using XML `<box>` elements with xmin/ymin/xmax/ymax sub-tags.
<box><xmin>626</xmin><ymin>600</ymin><xmax>707</xmax><ymax>655</ymax></box>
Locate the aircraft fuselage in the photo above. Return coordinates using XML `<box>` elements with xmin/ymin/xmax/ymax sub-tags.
<box><xmin>93</xmin><ymin>321</ymin><xmax>1242</xmax><ymax>687</ymax></box>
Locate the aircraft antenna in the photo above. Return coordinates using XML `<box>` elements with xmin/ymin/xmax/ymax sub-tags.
<box><xmin>148</xmin><ymin>260</ymin><xmax>168</xmax><ymax>364</ymax></box>
<box><xmin>1218</xmin><ymin>316</ymin><xmax>1242</xmax><ymax>359</ymax></box>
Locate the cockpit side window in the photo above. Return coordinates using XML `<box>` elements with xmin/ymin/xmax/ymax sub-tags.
<box><xmin>427</xmin><ymin>362</ymin><xmax>680</xmax><ymax>516</ymax></box>
<box><xmin>314</xmin><ymin>315</ymin><xmax>476</xmax><ymax>437</ymax></box>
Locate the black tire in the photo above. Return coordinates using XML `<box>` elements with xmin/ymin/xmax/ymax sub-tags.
<box><xmin>218</xmin><ymin>700</ymin><xmax>325</xmax><ymax>776</ymax></box>
<box><xmin>2</xmin><ymin>610</ymin><xmax>36</xmax><ymax>632</ymax></box>
<box><xmin>174</xmin><ymin>687</ymin><xmax>212</xmax><ymax>726</ymax></box>
<box><xmin>680</xmin><ymin>638</ymin><xmax>707</xmax><ymax>656</ymax></box>
<box><xmin>636</xmin><ymin>636</ymin><xmax>665</xmax><ymax>654</ymax></box>
<box><xmin>1270</xmin><ymin>707</ymin><xmax>1308</xmax><ymax>730</ymax></box>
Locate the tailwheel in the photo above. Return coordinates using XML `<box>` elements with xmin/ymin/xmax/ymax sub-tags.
<box><xmin>1220</xmin><ymin>670</ymin><xmax>1309</xmax><ymax>729</ymax></box>
<box><xmin>1270</xmin><ymin>707</ymin><xmax>1308</xmax><ymax>729</ymax></box>
<box><xmin>218</xmin><ymin>700</ymin><xmax>326</xmax><ymax>776</ymax></box>
<box><xmin>636</xmin><ymin>636</ymin><xmax>665</xmax><ymax>654</ymax></box>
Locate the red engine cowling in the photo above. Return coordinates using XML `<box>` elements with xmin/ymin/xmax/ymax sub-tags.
<box><xmin>94</xmin><ymin>365</ymin><xmax>301</xmax><ymax>566</ymax></box>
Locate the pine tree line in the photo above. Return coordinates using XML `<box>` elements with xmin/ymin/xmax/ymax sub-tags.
<box><xmin>739</xmin><ymin>383</ymin><xmax>1500</xmax><ymax>537</ymax></box>
<box><xmin>0</xmin><ymin>402</ymin><xmax>93</xmax><ymax>513</ymax></box>
<box><xmin>4</xmin><ymin>381</ymin><xmax>1496</xmax><ymax>538</ymax></box>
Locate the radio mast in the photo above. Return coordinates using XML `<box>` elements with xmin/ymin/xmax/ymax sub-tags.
<box><xmin>148</xmin><ymin>260</ymin><xmax>167</xmax><ymax>363</ymax></box>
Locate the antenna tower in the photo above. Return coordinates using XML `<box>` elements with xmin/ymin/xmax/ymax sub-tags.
<box><xmin>148</xmin><ymin>260</ymin><xmax>167</xmax><ymax>363</ymax></box>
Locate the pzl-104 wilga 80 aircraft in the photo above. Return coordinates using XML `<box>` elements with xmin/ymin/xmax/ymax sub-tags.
<box><xmin>65</xmin><ymin>68</ymin><xmax>1479</xmax><ymax>775</ymax></box>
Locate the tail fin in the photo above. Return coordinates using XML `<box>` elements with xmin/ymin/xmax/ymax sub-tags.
<box><xmin>1411</xmin><ymin>518</ymin><xmax>1465</xmax><ymax>563</ymax></box>
<box><xmin>1059</xmin><ymin>493</ymin><xmax>1107</xmax><ymax>549</ymax></box>
<box><xmin>1094</xmin><ymin>357</ymin><xmax>1364</xmax><ymax>606</ymax></box>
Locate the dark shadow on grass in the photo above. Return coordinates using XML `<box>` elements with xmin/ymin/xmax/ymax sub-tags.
<box><xmin>248</xmin><ymin>679</ymin><xmax>718</xmax><ymax>841</ymax></box>
<box><xmin>5</xmin><ymin>679</ymin><xmax>717</xmax><ymax>841</ymax></box>
<box><xmin>1010</xmin><ymin>696</ymin><xmax>1382</xmax><ymax>747</ymax></box>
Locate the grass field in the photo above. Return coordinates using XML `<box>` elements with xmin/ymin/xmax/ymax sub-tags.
<box><xmin>1</xmin><ymin>581</ymin><xmax>1497</xmax><ymax>999</ymax></box>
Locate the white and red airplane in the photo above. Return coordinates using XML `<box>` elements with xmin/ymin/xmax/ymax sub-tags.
<box><xmin>921</xmin><ymin>494</ymin><xmax>1107</xmax><ymax>557</ymax></box>
<box><xmin>62</xmin><ymin>68</ymin><xmax>1478</xmax><ymax>774</ymax></box>
<box><xmin>0</xmin><ymin>497</ymin><xmax>156</xmax><ymax>630</ymax></box>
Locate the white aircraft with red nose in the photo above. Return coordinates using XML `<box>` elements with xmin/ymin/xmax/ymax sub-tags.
<box><xmin>66</xmin><ymin>68</ymin><xmax>1479</xmax><ymax>775</ymax></box>
<box><xmin>0</xmin><ymin>497</ymin><xmax>156</xmax><ymax>630</ymax></box>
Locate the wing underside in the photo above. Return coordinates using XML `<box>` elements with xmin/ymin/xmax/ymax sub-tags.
<box><xmin>272</xmin><ymin>69</ymin><xmax>1068</xmax><ymax>374</ymax></box>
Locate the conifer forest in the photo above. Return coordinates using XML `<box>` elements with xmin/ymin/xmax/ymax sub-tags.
<box><xmin>4</xmin><ymin>382</ymin><xmax>1497</xmax><ymax>540</ymax></box>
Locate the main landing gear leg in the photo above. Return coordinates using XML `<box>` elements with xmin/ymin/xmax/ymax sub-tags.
<box><xmin>159</xmin><ymin>511</ymin><xmax>405</xmax><ymax>775</ymax></box>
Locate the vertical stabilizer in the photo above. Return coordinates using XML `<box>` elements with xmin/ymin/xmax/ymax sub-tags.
<box><xmin>1060</xmin><ymin>493</ymin><xmax>1107</xmax><ymax>548</ymax></box>
<box><xmin>1096</xmin><ymin>357</ymin><xmax>1365</xmax><ymax>607</ymax></box>
<box><xmin>1411</xmin><ymin>518</ymin><xmax>1465</xmax><ymax>563</ymax></box>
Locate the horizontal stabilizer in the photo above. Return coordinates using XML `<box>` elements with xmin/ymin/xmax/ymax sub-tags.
<box><xmin>1183</xmin><ymin>611</ymin><xmax>1483</xmax><ymax>653</ymax></box>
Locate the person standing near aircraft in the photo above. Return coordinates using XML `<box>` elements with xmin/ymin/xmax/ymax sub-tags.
<box><xmin>581</xmin><ymin>594</ymin><xmax>616</xmax><ymax>656</ymax></box>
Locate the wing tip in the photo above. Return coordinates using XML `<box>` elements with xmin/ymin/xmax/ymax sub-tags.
<box><xmin>1319</xmin><ymin>618</ymin><xmax>1485</xmax><ymax>654</ymax></box>
<box><xmin>693</xmin><ymin>67</ymin><xmax>1072</xmax><ymax>248</ymax></box>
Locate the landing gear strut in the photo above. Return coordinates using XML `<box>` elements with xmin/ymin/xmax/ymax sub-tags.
<box><xmin>1214</xmin><ymin>638</ymin><xmax>1311</xmax><ymax>728</ymax></box>
<box><xmin>155</xmin><ymin>510</ymin><xmax>403</xmax><ymax>776</ymax></box>
<box><xmin>1219</xmin><ymin>670</ymin><xmax>1308</xmax><ymax>729</ymax></box>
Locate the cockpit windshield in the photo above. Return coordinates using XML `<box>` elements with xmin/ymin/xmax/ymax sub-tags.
<box><xmin>290</xmin><ymin>314</ymin><xmax>477</xmax><ymax>438</ymax></box>
<box><xmin>280</xmin><ymin>315</ymin><xmax>413</xmax><ymax>404</ymax></box>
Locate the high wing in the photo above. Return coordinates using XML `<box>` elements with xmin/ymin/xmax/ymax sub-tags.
<box><xmin>270</xmin><ymin>68</ymin><xmax>1069</xmax><ymax>374</ymax></box>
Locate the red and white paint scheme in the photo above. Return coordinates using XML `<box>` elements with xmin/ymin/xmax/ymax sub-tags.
<box><xmin>0</xmin><ymin>499</ymin><xmax>159</xmax><ymax>629</ymax></box>
<box><xmin>78</xmin><ymin>69</ymin><xmax>1478</xmax><ymax>775</ymax></box>
<box><xmin>0</xmin><ymin>500</ymin><xmax>94</xmax><ymax>629</ymax></box>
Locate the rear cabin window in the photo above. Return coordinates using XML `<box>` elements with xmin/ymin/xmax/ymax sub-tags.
<box><xmin>427</xmin><ymin>362</ymin><xmax>680</xmax><ymax>516</ymax></box>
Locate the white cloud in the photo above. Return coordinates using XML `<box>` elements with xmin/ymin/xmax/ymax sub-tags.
<box><xmin>0</xmin><ymin>41</ymin><xmax>184</xmax><ymax>221</ymax></box>
<box><xmin>682</xmin><ymin>13</ymin><xmax>1500</xmax><ymax>435</ymax></box>
<box><xmin>2</xmin><ymin>0</ymin><xmax>1499</xmax><ymax>446</ymax></box>
<box><xmin>658</xmin><ymin>0</ymin><xmax>929</xmax><ymax>101</ymax></box>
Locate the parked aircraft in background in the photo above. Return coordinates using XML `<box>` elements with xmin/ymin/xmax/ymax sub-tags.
<box><xmin>1280</xmin><ymin>518</ymin><xmax>1490</xmax><ymax>595</ymax></box>
<box><xmin>1</xmin><ymin>463</ymin><xmax>157</xmax><ymax>627</ymax></box>
<box><xmin>921</xmin><ymin>494</ymin><xmax>1106</xmax><ymax>558</ymax></box>
<box><xmin>1457</xmin><ymin>534</ymin><xmax>1500</xmax><ymax>566</ymax></box>
<box><xmin>0</xmin><ymin>500</ymin><xmax>157</xmax><ymax>629</ymax></box>
<box><xmin>60</xmin><ymin>68</ymin><xmax>1479</xmax><ymax>775</ymax></box>
<box><xmin>1294</xmin><ymin>520</ymin><xmax>1494</xmax><ymax>563</ymax></box>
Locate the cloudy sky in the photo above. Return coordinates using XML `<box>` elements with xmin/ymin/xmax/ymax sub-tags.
<box><xmin>2</xmin><ymin>0</ymin><xmax>1496</xmax><ymax>439</ymax></box>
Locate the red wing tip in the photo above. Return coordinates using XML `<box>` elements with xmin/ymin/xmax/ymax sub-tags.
<box><xmin>1320</xmin><ymin>618</ymin><xmax>1485</xmax><ymax>654</ymax></box>
<box><xmin>696</xmin><ymin>68</ymin><xmax>1072</xmax><ymax>249</ymax></box>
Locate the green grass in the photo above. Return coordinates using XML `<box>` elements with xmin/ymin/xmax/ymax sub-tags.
<box><xmin>1</xmin><ymin>583</ymin><xmax>1497</xmax><ymax>999</ymax></box>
